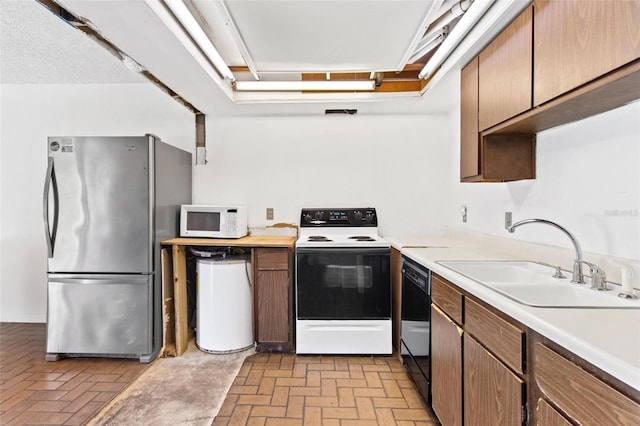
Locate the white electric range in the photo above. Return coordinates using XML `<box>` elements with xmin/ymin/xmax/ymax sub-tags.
<box><xmin>295</xmin><ymin>208</ymin><xmax>392</xmax><ymax>355</ymax></box>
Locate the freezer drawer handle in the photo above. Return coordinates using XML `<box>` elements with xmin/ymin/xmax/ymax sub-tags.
<box><xmin>43</xmin><ymin>157</ymin><xmax>59</xmax><ymax>258</ymax></box>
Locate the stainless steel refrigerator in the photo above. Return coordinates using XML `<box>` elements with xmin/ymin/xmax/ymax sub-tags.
<box><xmin>43</xmin><ymin>135</ymin><xmax>191</xmax><ymax>362</ymax></box>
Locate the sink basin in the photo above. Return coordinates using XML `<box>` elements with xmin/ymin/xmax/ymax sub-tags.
<box><xmin>437</xmin><ymin>260</ymin><xmax>640</xmax><ymax>309</ymax></box>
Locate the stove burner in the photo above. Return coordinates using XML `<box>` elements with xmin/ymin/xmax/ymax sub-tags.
<box><xmin>308</xmin><ymin>236</ymin><xmax>333</xmax><ymax>242</ymax></box>
<box><xmin>349</xmin><ymin>236</ymin><xmax>377</xmax><ymax>242</ymax></box>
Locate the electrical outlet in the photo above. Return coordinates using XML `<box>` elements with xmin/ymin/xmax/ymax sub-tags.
<box><xmin>266</xmin><ymin>208</ymin><xmax>274</xmax><ymax>220</ymax></box>
<box><xmin>505</xmin><ymin>211</ymin><xmax>513</xmax><ymax>229</ymax></box>
<box><xmin>461</xmin><ymin>205</ymin><xmax>467</xmax><ymax>223</ymax></box>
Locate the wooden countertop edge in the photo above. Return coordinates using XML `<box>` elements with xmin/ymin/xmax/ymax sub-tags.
<box><xmin>161</xmin><ymin>235</ymin><xmax>297</xmax><ymax>248</ymax></box>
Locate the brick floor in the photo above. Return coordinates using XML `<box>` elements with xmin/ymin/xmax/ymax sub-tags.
<box><xmin>213</xmin><ymin>353</ymin><xmax>440</xmax><ymax>426</ymax></box>
<box><xmin>0</xmin><ymin>323</ymin><xmax>149</xmax><ymax>425</ymax></box>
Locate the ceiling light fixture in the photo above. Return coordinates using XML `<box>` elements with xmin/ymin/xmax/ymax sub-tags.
<box><xmin>421</xmin><ymin>0</ymin><xmax>531</xmax><ymax>93</ymax></box>
<box><xmin>408</xmin><ymin>31</ymin><xmax>446</xmax><ymax>64</ymax></box>
<box><xmin>395</xmin><ymin>0</ymin><xmax>445</xmax><ymax>72</ymax></box>
<box><xmin>233</xmin><ymin>80</ymin><xmax>376</xmax><ymax>92</ymax></box>
<box><xmin>146</xmin><ymin>0</ymin><xmax>235</xmax><ymax>83</ymax></box>
<box><xmin>419</xmin><ymin>0</ymin><xmax>494</xmax><ymax>79</ymax></box>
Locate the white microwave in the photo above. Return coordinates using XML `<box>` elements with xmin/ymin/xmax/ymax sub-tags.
<box><xmin>180</xmin><ymin>205</ymin><xmax>248</xmax><ymax>238</ymax></box>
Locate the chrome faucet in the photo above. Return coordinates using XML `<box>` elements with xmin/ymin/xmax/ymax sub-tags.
<box><xmin>506</xmin><ymin>218</ymin><xmax>586</xmax><ymax>284</ymax></box>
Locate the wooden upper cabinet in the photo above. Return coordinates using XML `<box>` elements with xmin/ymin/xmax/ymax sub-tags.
<box><xmin>459</xmin><ymin>54</ymin><xmax>536</xmax><ymax>182</ymax></box>
<box><xmin>460</xmin><ymin>57</ymin><xmax>480</xmax><ymax>180</ymax></box>
<box><xmin>478</xmin><ymin>6</ymin><xmax>533</xmax><ymax>131</ymax></box>
<box><xmin>534</xmin><ymin>0</ymin><xmax>640</xmax><ymax>106</ymax></box>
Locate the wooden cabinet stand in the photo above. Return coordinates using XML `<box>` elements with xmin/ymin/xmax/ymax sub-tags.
<box><xmin>162</xmin><ymin>236</ymin><xmax>296</xmax><ymax>356</ymax></box>
<box><xmin>254</xmin><ymin>248</ymin><xmax>294</xmax><ymax>352</ymax></box>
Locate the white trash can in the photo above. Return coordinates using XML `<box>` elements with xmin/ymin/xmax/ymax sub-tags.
<box><xmin>196</xmin><ymin>255</ymin><xmax>253</xmax><ymax>353</ymax></box>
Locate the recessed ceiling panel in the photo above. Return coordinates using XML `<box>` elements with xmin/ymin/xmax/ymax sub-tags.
<box><xmin>223</xmin><ymin>0</ymin><xmax>436</xmax><ymax>73</ymax></box>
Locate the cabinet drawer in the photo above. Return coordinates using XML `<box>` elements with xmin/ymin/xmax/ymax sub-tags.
<box><xmin>431</xmin><ymin>274</ymin><xmax>463</xmax><ymax>324</ymax></box>
<box><xmin>465</xmin><ymin>298</ymin><xmax>525</xmax><ymax>374</ymax></box>
<box><xmin>534</xmin><ymin>343</ymin><xmax>640</xmax><ymax>425</ymax></box>
<box><xmin>256</xmin><ymin>248</ymin><xmax>289</xmax><ymax>270</ymax></box>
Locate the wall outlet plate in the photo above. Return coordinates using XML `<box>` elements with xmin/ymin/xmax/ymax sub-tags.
<box><xmin>505</xmin><ymin>211</ymin><xmax>513</xmax><ymax>229</ymax></box>
<box><xmin>266</xmin><ymin>208</ymin><xmax>274</xmax><ymax>220</ymax></box>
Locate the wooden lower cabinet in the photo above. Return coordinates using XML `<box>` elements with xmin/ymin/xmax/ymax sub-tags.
<box><xmin>535</xmin><ymin>399</ymin><xmax>572</xmax><ymax>426</ymax></box>
<box><xmin>533</xmin><ymin>341</ymin><xmax>640</xmax><ymax>426</ymax></box>
<box><xmin>464</xmin><ymin>333</ymin><xmax>525</xmax><ymax>425</ymax></box>
<box><xmin>429</xmin><ymin>272</ymin><xmax>640</xmax><ymax>426</ymax></box>
<box><xmin>254</xmin><ymin>248</ymin><xmax>293</xmax><ymax>351</ymax></box>
<box><xmin>430</xmin><ymin>274</ymin><xmax>526</xmax><ymax>426</ymax></box>
<box><xmin>431</xmin><ymin>304</ymin><xmax>463</xmax><ymax>426</ymax></box>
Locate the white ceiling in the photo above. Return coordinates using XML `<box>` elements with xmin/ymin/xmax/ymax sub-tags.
<box><xmin>1</xmin><ymin>0</ymin><xmax>528</xmax><ymax>117</ymax></box>
<box><xmin>217</xmin><ymin>0</ymin><xmax>437</xmax><ymax>73</ymax></box>
<box><xmin>0</xmin><ymin>0</ymin><xmax>145</xmax><ymax>84</ymax></box>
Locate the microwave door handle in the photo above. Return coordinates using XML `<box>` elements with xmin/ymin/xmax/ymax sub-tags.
<box><xmin>43</xmin><ymin>157</ymin><xmax>59</xmax><ymax>258</ymax></box>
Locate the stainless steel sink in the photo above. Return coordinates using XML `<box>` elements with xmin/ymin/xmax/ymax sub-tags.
<box><xmin>436</xmin><ymin>260</ymin><xmax>640</xmax><ymax>309</ymax></box>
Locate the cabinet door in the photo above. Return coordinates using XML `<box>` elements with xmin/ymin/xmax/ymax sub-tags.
<box><xmin>534</xmin><ymin>0</ymin><xmax>640</xmax><ymax>106</ymax></box>
<box><xmin>460</xmin><ymin>57</ymin><xmax>480</xmax><ymax>180</ymax></box>
<box><xmin>478</xmin><ymin>6</ymin><xmax>533</xmax><ymax>130</ymax></box>
<box><xmin>464</xmin><ymin>333</ymin><xmax>524</xmax><ymax>426</ymax></box>
<box><xmin>256</xmin><ymin>270</ymin><xmax>289</xmax><ymax>342</ymax></box>
<box><xmin>536</xmin><ymin>398</ymin><xmax>572</xmax><ymax>426</ymax></box>
<box><xmin>534</xmin><ymin>342</ymin><xmax>640</xmax><ymax>425</ymax></box>
<box><xmin>431</xmin><ymin>304</ymin><xmax>463</xmax><ymax>426</ymax></box>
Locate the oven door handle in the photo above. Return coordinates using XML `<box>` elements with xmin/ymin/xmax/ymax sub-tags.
<box><xmin>296</xmin><ymin>247</ymin><xmax>391</xmax><ymax>255</ymax></box>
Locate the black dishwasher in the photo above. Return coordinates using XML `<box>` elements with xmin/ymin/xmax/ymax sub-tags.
<box><xmin>400</xmin><ymin>256</ymin><xmax>431</xmax><ymax>403</ymax></box>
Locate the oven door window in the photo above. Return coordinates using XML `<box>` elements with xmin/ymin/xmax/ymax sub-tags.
<box><xmin>296</xmin><ymin>248</ymin><xmax>391</xmax><ymax>320</ymax></box>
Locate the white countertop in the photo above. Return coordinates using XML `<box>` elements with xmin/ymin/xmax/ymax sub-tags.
<box><xmin>401</xmin><ymin>244</ymin><xmax>640</xmax><ymax>391</ymax></box>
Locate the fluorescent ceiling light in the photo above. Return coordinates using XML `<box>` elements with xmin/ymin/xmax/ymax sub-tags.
<box><xmin>422</xmin><ymin>0</ymin><xmax>531</xmax><ymax>94</ymax></box>
<box><xmin>234</xmin><ymin>80</ymin><xmax>376</xmax><ymax>92</ymax></box>
<box><xmin>151</xmin><ymin>0</ymin><xmax>235</xmax><ymax>82</ymax></box>
<box><xmin>395</xmin><ymin>0</ymin><xmax>445</xmax><ymax>72</ymax></box>
<box><xmin>409</xmin><ymin>32</ymin><xmax>446</xmax><ymax>64</ymax></box>
<box><xmin>419</xmin><ymin>0</ymin><xmax>494</xmax><ymax>79</ymax></box>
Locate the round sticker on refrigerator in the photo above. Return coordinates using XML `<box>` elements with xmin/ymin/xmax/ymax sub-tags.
<box><xmin>50</xmin><ymin>141</ymin><xmax>60</xmax><ymax>152</ymax></box>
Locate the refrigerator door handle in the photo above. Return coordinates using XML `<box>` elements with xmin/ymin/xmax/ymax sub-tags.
<box><xmin>50</xmin><ymin>276</ymin><xmax>150</xmax><ymax>285</ymax></box>
<box><xmin>43</xmin><ymin>157</ymin><xmax>59</xmax><ymax>258</ymax></box>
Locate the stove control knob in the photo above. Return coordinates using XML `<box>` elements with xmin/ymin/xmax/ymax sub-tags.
<box><xmin>365</xmin><ymin>212</ymin><xmax>375</xmax><ymax>222</ymax></box>
<box><xmin>303</xmin><ymin>213</ymin><xmax>313</xmax><ymax>223</ymax></box>
<box><xmin>314</xmin><ymin>211</ymin><xmax>324</xmax><ymax>220</ymax></box>
<box><xmin>353</xmin><ymin>210</ymin><xmax>363</xmax><ymax>221</ymax></box>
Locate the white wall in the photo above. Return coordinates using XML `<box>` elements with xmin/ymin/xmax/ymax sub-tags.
<box><xmin>448</xmin><ymin>100</ymin><xmax>640</xmax><ymax>261</ymax></box>
<box><xmin>3</xmin><ymin>80</ymin><xmax>638</xmax><ymax>323</ymax></box>
<box><xmin>193</xmin><ymin>113</ymin><xmax>456</xmax><ymax>237</ymax></box>
<box><xmin>0</xmin><ymin>83</ymin><xmax>194</xmax><ymax>322</ymax></box>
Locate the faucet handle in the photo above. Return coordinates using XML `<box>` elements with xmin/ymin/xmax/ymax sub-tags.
<box><xmin>552</xmin><ymin>266</ymin><xmax>567</xmax><ymax>279</ymax></box>
<box><xmin>581</xmin><ymin>261</ymin><xmax>608</xmax><ymax>291</ymax></box>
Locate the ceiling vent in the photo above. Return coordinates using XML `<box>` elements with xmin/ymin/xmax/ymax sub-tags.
<box><xmin>325</xmin><ymin>109</ymin><xmax>358</xmax><ymax>115</ymax></box>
